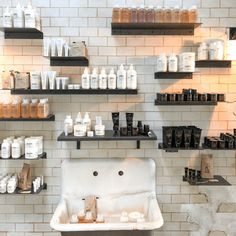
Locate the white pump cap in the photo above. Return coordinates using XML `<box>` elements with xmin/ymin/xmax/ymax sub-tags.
<box><xmin>100</xmin><ymin>67</ymin><xmax>106</xmax><ymax>74</ymax></box>
<box><xmin>92</xmin><ymin>68</ymin><xmax>97</xmax><ymax>74</ymax></box>
<box><xmin>129</xmin><ymin>64</ymin><xmax>134</xmax><ymax>70</ymax></box>
<box><xmin>110</xmin><ymin>68</ymin><xmax>115</xmax><ymax>74</ymax></box>
<box><xmin>84</xmin><ymin>112</ymin><xmax>90</xmax><ymax>119</ymax></box>
<box><xmin>83</xmin><ymin>67</ymin><xmax>89</xmax><ymax>74</ymax></box>
<box><xmin>119</xmin><ymin>64</ymin><xmax>124</xmax><ymax>70</ymax></box>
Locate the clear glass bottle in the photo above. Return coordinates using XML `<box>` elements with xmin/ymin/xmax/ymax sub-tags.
<box><xmin>130</xmin><ymin>6</ymin><xmax>138</xmax><ymax>23</ymax></box>
<box><xmin>181</xmin><ymin>7</ymin><xmax>189</xmax><ymax>23</ymax></box>
<box><xmin>164</xmin><ymin>7</ymin><xmax>172</xmax><ymax>23</ymax></box>
<box><xmin>172</xmin><ymin>6</ymin><xmax>180</xmax><ymax>23</ymax></box>
<box><xmin>37</xmin><ymin>98</ymin><xmax>49</xmax><ymax>118</ymax></box>
<box><xmin>11</xmin><ymin>98</ymin><xmax>21</xmax><ymax>118</ymax></box>
<box><xmin>112</xmin><ymin>5</ymin><xmax>121</xmax><ymax>23</ymax></box>
<box><xmin>21</xmin><ymin>98</ymin><xmax>30</xmax><ymax>118</ymax></box>
<box><xmin>155</xmin><ymin>6</ymin><xmax>164</xmax><ymax>23</ymax></box>
<box><xmin>30</xmin><ymin>98</ymin><xmax>38</xmax><ymax>118</ymax></box>
<box><xmin>137</xmin><ymin>5</ymin><xmax>146</xmax><ymax>23</ymax></box>
<box><xmin>189</xmin><ymin>6</ymin><xmax>198</xmax><ymax>23</ymax></box>
<box><xmin>146</xmin><ymin>6</ymin><xmax>155</xmax><ymax>23</ymax></box>
<box><xmin>121</xmin><ymin>6</ymin><xmax>130</xmax><ymax>23</ymax></box>
<box><xmin>2</xmin><ymin>100</ymin><xmax>11</xmax><ymax>118</ymax></box>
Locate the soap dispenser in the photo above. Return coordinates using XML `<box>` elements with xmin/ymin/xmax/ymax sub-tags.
<box><xmin>127</xmin><ymin>64</ymin><xmax>137</xmax><ymax>89</ymax></box>
<box><xmin>117</xmin><ymin>64</ymin><xmax>127</xmax><ymax>89</ymax></box>
<box><xmin>13</xmin><ymin>3</ymin><xmax>24</xmax><ymax>28</ymax></box>
<box><xmin>3</xmin><ymin>6</ymin><xmax>12</xmax><ymax>27</ymax></box>
<box><xmin>81</xmin><ymin>68</ymin><xmax>90</xmax><ymax>89</ymax></box>
<box><xmin>25</xmin><ymin>2</ymin><xmax>36</xmax><ymax>28</ymax></box>
<box><xmin>91</xmin><ymin>68</ymin><xmax>99</xmax><ymax>89</ymax></box>
<box><xmin>75</xmin><ymin>112</ymin><xmax>83</xmax><ymax>125</ymax></box>
<box><xmin>99</xmin><ymin>68</ymin><xmax>107</xmax><ymax>89</ymax></box>
<box><xmin>108</xmin><ymin>68</ymin><xmax>117</xmax><ymax>89</ymax></box>
<box><xmin>83</xmin><ymin>112</ymin><xmax>91</xmax><ymax>132</ymax></box>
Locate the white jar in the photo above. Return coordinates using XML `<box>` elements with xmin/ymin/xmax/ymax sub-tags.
<box><xmin>168</xmin><ymin>54</ymin><xmax>178</xmax><ymax>72</ymax></box>
<box><xmin>1</xmin><ymin>140</ymin><xmax>11</xmax><ymax>159</ymax></box>
<box><xmin>99</xmin><ymin>68</ymin><xmax>108</xmax><ymax>89</ymax></box>
<box><xmin>91</xmin><ymin>68</ymin><xmax>99</xmax><ymax>89</ymax></box>
<box><xmin>127</xmin><ymin>64</ymin><xmax>137</xmax><ymax>89</ymax></box>
<box><xmin>157</xmin><ymin>54</ymin><xmax>167</xmax><ymax>72</ymax></box>
<box><xmin>108</xmin><ymin>68</ymin><xmax>117</xmax><ymax>89</ymax></box>
<box><xmin>209</xmin><ymin>41</ymin><xmax>224</xmax><ymax>60</ymax></box>
<box><xmin>11</xmin><ymin>139</ymin><xmax>21</xmax><ymax>159</ymax></box>
<box><xmin>74</xmin><ymin>124</ymin><xmax>87</xmax><ymax>137</ymax></box>
<box><xmin>25</xmin><ymin>138</ymin><xmax>39</xmax><ymax>159</ymax></box>
<box><xmin>81</xmin><ymin>68</ymin><xmax>90</xmax><ymax>89</ymax></box>
<box><xmin>198</xmin><ymin>42</ymin><xmax>208</xmax><ymax>60</ymax></box>
<box><xmin>17</xmin><ymin>137</ymin><xmax>25</xmax><ymax>155</ymax></box>
<box><xmin>117</xmin><ymin>64</ymin><xmax>127</xmax><ymax>89</ymax></box>
<box><xmin>32</xmin><ymin>136</ymin><xmax>43</xmax><ymax>155</ymax></box>
<box><xmin>64</xmin><ymin>115</ymin><xmax>73</xmax><ymax>136</ymax></box>
<box><xmin>179</xmin><ymin>53</ymin><xmax>195</xmax><ymax>72</ymax></box>
<box><xmin>3</xmin><ymin>6</ymin><xmax>13</xmax><ymax>28</ymax></box>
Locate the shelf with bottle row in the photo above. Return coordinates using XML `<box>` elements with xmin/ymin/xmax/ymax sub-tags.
<box><xmin>195</xmin><ymin>60</ymin><xmax>232</xmax><ymax>68</ymax></box>
<box><xmin>0</xmin><ymin>27</ymin><xmax>43</xmax><ymax>39</ymax></box>
<box><xmin>155</xmin><ymin>100</ymin><xmax>218</xmax><ymax>106</ymax></box>
<box><xmin>0</xmin><ymin>183</ymin><xmax>47</xmax><ymax>194</ymax></box>
<box><xmin>111</xmin><ymin>22</ymin><xmax>201</xmax><ymax>35</ymax></box>
<box><xmin>57</xmin><ymin>130</ymin><xmax>157</xmax><ymax>149</ymax></box>
<box><xmin>183</xmin><ymin>175</ymin><xmax>231</xmax><ymax>186</ymax></box>
<box><xmin>0</xmin><ymin>152</ymin><xmax>47</xmax><ymax>160</ymax></box>
<box><xmin>11</xmin><ymin>89</ymin><xmax>138</xmax><ymax>95</ymax></box>
<box><xmin>158</xmin><ymin>143</ymin><xmax>203</xmax><ymax>152</ymax></box>
<box><xmin>46</xmin><ymin>56</ymin><xmax>89</xmax><ymax>67</ymax></box>
<box><xmin>155</xmin><ymin>72</ymin><xmax>193</xmax><ymax>79</ymax></box>
<box><xmin>0</xmin><ymin>114</ymin><xmax>55</xmax><ymax>121</ymax></box>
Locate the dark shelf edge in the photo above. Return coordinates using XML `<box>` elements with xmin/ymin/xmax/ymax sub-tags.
<box><xmin>0</xmin><ymin>114</ymin><xmax>55</xmax><ymax>121</ymax></box>
<box><xmin>0</xmin><ymin>152</ymin><xmax>47</xmax><ymax>160</ymax></box>
<box><xmin>48</xmin><ymin>56</ymin><xmax>89</xmax><ymax>67</ymax></box>
<box><xmin>158</xmin><ymin>143</ymin><xmax>203</xmax><ymax>152</ymax></box>
<box><xmin>154</xmin><ymin>72</ymin><xmax>193</xmax><ymax>79</ymax></box>
<box><xmin>11</xmin><ymin>89</ymin><xmax>138</xmax><ymax>95</ymax></box>
<box><xmin>155</xmin><ymin>101</ymin><xmax>218</xmax><ymax>106</ymax></box>
<box><xmin>195</xmin><ymin>60</ymin><xmax>232</xmax><ymax>68</ymax></box>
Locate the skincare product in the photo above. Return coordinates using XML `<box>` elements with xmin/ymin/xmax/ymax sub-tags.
<box><xmin>112</xmin><ymin>112</ymin><xmax>119</xmax><ymax>134</ymax></box>
<box><xmin>179</xmin><ymin>53</ymin><xmax>195</xmax><ymax>72</ymax></box>
<box><xmin>64</xmin><ymin>43</ymin><xmax>69</xmax><ymax>57</ymax></box>
<box><xmin>87</xmin><ymin>131</ymin><xmax>94</xmax><ymax>137</ymax></box>
<box><xmin>168</xmin><ymin>54</ymin><xmax>178</xmax><ymax>72</ymax></box>
<box><xmin>37</xmin><ymin>99</ymin><xmax>49</xmax><ymax>118</ymax></box>
<box><xmin>117</xmin><ymin>64</ymin><xmax>127</xmax><ymax>89</ymax></box>
<box><xmin>127</xmin><ymin>64</ymin><xmax>137</xmax><ymax>89</ymax></box>
<box><xmin>25</xmin><ymin>2</ymin><xmax>36</xmax><ymax>28</ymax></box>
<box><xmin>99</xmin><ymin>68</ymin><xmax>107</xmax><ymax>89</ymax></box>
<box><xmin>25</xmin><ymin>137</ymin><xmax>39</xmax><ymax>159</ymax></box>
<box><xmin>81</xmin><ymin>68</ymin><xmax>90</xmax><ymax>89</ymax></box>
<box><xmin>30</xmin><ymin>98</ymin><xmax>38</xmax><ymax>118</ymax></box>
<box><xmin>3</xmin><ymin>6</ymin><xmax>13</xmax><ymax>27</ymax></box>
<box><xmin>43</xmin><ymin>38</ymin><xmax>51</xmax><ymax>57</ymax></box>
<box><xmin>48</xmin><ymin>71</ymin><xmax>56</xmax><ymax>90</ymax></box>
<box><xmin>56</xmin><ymin>77</ymin><xmax>61</xmax><ymax>90</ymax></box>
<box><xmin>13</xmin><ymin>3</ymin><xmax>24</xmax><ymax>28</ymax></box>
<box><xmin>83</xmin><ymin>112</ymin><xmax>91</xmax><ymax>132</ymax></box>
<box><xmin>41</xmin><ymin>71</ymin><xmax>49</xmax><ymax>90</ymax></box>
<box><xmin>21</xmin><ymin>98</ymin><xmax>30</xmax><ymax>118</ymax></box>
<box><xmin>157</xmin><ymin>54</ymin><xmax>167</xmax><ymax>72</ymax></box>
<box><xmin>198</xmin><ymin>42</ymin><xmax>208</xmax><ymax>61</ymax></box>
<box><xmin>51</xmin><ymin>39</ymin><xmax>57</xmax><ymax>57</ymax></box>
<box><xmin>74</xmin><ymin>124</ymin><xmax>86</xmax><ymax>137</ymax></box>
<box><xmin>61</xmin><ymin>77</ymin><xmax>69</xmax><ymax>90</ymax></box>
<box><xmin>1</xmin><ymin>140</ymin><xmax>11</xmax><ymax>159</ymax></box>
<box><xmin>64</xmin><ymin>115</ymin><xmax>73</xmax><ymax>136</ymax></box>
<box><xmin>126</xmin><ymin>113</ymin><xmax>134</xmax><ymax>136</ymax></box>
<box><xmin>56</xmin><ymin>39</ymin><xmax>64</xmax><ymax>57</ymax></box>
<box><xmin>30</xmin><ymin>71</ymin><xmax>41</xmax><ymax>90</ymax></box>
<box><xmin>75</xmin><ymin>112</ymin><xmax>83</xmax><ymax>125</ymax></box>
<box><xmin>12</xmin><ymin>139</ymin><xmax>21</xmax><ymax>159</ymax></box>
<box><xmin>11</xmin><ymin>98</ymin><xmax>21</xmax><ymax>118</ymax></box>
<box><xmin>108</xmin><ymin>68</ymin><xmax>117</xmax><ymax>89</ymax></box>
<box><xmin>91</xmin><ymin>68</ymin><xmax>99</xmax><ymax>89</ymax></box>
<box><xmin>95</xmin><ymin>116</ymin><xmax>105</xmax><ymax>136</ymax></box>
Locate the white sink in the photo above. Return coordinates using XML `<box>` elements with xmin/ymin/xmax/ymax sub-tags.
<box><xmin>50</xmin><ymin>158</ymin><xmax>163</xmax><ymax>232</ymax></box>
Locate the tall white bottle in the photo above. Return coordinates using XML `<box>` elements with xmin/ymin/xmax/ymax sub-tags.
<box><xmin>108</xmin><ymin>68</ymin><xmax>117</xmax><ymax>89</ymax></box>
<box><xmin>99</xmin><ymin>68</ymin><xmax>107</xmax><ymax>89</ymax></box>
<box><xmin>3</xmin><ymin>6</ymin><xmax>13</xmax><ymax>28</ymax></box>
<box><xmin>81</xmin><ymin>68</ymin><xmax>90</xmax><ymax>89</ymax></box>
<box><xmin>127</xmin><ymin>64</ymin><xmax>137</xmax><ymax>89</ymax></box>
<box><xmin>13</xmin><ymin>3</ymin><xmax>24</xmax><ymax>28</ymax></box>
<box><xmin>117</xmin><ymin>64</ymin><xmax>126</xmax><ymax>89</ymax></box>
<box><xmin>25</xmin><ymin>2</ymin><xmax>36</xmax><ymax>28</ymax></box>
<box><xmin>91</xmin><ymin>68</ymin><xmax>99</xmax><ymax>89</ymax></box>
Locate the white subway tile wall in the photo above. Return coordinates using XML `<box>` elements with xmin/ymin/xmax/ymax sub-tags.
<box><xmin>0</xmin><ymin>0</ymin><xmax>236</xmax><ymax>235</ymax></box>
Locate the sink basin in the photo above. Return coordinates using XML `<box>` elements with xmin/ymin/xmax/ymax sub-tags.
<box><xmin>50</xmin><ymin>158</ymin><xmax>163</xmax><ymax>232</ymax></box>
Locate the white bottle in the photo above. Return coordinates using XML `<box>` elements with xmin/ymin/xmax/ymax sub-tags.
<box><xmin>34</xmin><ymin>7</ymin><xmax>41</xmax><ymax>30</ymax></box>
<box><xmin>13</xmin><ymin>3</ymin><xmax>24</xmax><ymax>28</ymax></box>
<box><xmin>90</xmin><ymin>68</ymin><xmax>99</xmax><ymax>89</ymax></box>
<box><xmin>1</xmin><ymin>140</ymin><xmax>11</xmax><ymax>159</ymax></box>
<box><xmin>108</xmin><ymin>68</ymin><xmax>117</xmax><ymax>89</ymax></box>
<box><xmin>99</xmin><ymin>68</ymin><xmax>107</xmax><ymax>89</ymax></box>
<box><xmin>157</xmin><ymin>54</ymin><xmax>167</xmax><ymax>72</ymax></box>
<box><xmin>83</xmin><ymin>112</ymin><xmax>91</xmax><ymax>132</ymax></box>
<box><xmin>95</xmin><ymin>116</ymin><xmax>105</xmax><ymax>136</ymax></box>
<box><xmin>117</xmin><ymin>64</ymin><xmax>127</xmax><ymax>89</ymax></box>
<box><xmin>24</xmin><ymin>2</ymin><xmax>36</xmax><ymax>28</ymax></box>
<box><xmin>198</xmin><ymin>42</ymin><xmax>208</xmax><ymax>61</ymax></box>
<box><xmin>11</xmin><ymin>139</ymin><xmax>21</xmax><ymax>159</ymax></box>
<box><xmin>75</xmin><ymin>112</ymin><xmax>83</xmax><ymax>125</ymax></box>
<box><xmin>127</xmin><ymin>64</ymin><xmax>137</xmax><ymax>89</ymax></box>
<box><xmin>3</xmin><ymin>6</ymin><xmax>13</xmax><ymax>28</ymax></box>
<box><xmin>81</xmin><ymin>68</ymin><xmax>90</xmax><ymax>89</ymax></box>
<box><xmin>168</xmin><ymin>54</ymin><xmax>178</xmax><ymax>72</ymax></box>
<box><xmin>64</xmin><ymin>115</ymin><xmax>73</xmax><ymax>136</ymax></box>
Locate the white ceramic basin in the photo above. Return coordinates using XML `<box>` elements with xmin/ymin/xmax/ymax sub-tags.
<box><xmin>50</xmin><ymin>158</ymin><xmax>163</xmax><ymax>232</ymax></box>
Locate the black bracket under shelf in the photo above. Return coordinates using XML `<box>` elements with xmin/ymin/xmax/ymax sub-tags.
<box><xmin>158</xmin><ymin>143</ymin><xmax>203</xmax><ymax>152</ymax></box>
<box><xmin>49</xmin><ymin>56</ymin><xmax>89</xmax><ymax>67</ymax></box>
<box><xmin>155</xmin><ymin>100</ymin><xmax>218</xmax><ymax>106</ymax></box>
<box><xmin>195</xmin><ymin>60</ymin><xmax>231</xmax><ymax>68</ymax></box>
<box><xmin>155</xmin><ymin>72</ymin><xmax>193</xmax><ymax>79</ymax></box>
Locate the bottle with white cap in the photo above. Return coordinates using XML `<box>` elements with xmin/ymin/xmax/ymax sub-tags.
<box><xmin>25</xmin><ymin>2</ymin><xmax>36</xmax><ymax>28</ymax></box>
<box><xmin>1</xmin><ymin>139</ymin><xmax>11</xmax><ymax>159</ymax></box>
<box><xmin>117</xmin><ymin>64</ymin><xmax>127</xmax><ymax>89</ymax></box>
<box><xmin>81</xmin><ymin>67</ymin><xmax>90</xmax><ymax>89</ymax></box>
<box><xmin>108</xmin><ymin>68</ymin><xmax>117</xmax><ymax>89</ymax></box>
<box><xmin>99</xmin><ymin>68</ymin><xmax>107</xmax><ymax>89</ymax></box>
<box><xmin>3</xmin><ymin>6</ymin><xmax>13</xmax><ymax>27</ymax></box>
<box><xmin>83</xmin><ymin>112</ymin><xmax>91</xmax><ymax>132</ymax></box>
<box><xmin>168</xmin><ymin>54</ymin><xmax>178</xmax><ymax>72</ymax></box>
<box><xmin>157</xmin><ymin>54</ymin><xmax>167</xmax><ymax>72</ymax></box>
<box><xmin>64</xmin><ymin>115</ymin><xmax>73</xmax><ymax>136</ymax></box>
<box><xmin>13</xmin><ymin>2</ymin><xmax>24</xmax><ymax>28</ymax></box>
<box><xmin>91</xmin><ymin>68</ymin><xmax>99</xmax><ymax>89</ymax></box>
<box><xmin>127</xmin><ymin>64</ymin><xmax>137</xmax><ymax>89</ymax></box>
<box><xmin>11</xmin><ymin>139</ymin><xmax>21</xmax><ymax>159</ymax></box>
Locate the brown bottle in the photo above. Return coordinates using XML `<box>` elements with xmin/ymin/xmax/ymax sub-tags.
<box><xmin>130</xmin><ymin>6</ymin><xmax>138</xmax><ymax>23</ymax></box>
<box><xmin>146</xmin><ymin>6</ymin><xmax>155</xmax><ymax>23</ymax></box>
<box><xmin>121</xmin><ymin>6</ymin><xmax>130</xmax><ymax>23</ymax></box>
<box><xmin>37</xmin><ymin>99</ymin><xmax>49</xmax><ymax>118</ymax></box>
<box><xmin>112</xmin><ymin>5</ymin><xmax>121</xmax><ymax>23</ymax></box>
<box><xmin>189</xmin><ymin>6</ymin><xmax>197</xmax><ymax>23</ymax></box>
<box><xmin>21</xmin><ymin>98</ymin><xmax>30</xmax><ymax>118</ymax></box>
<box><xmin>2</xmin><ymin>101</ymin><xmax>11</xmax><ymax>118</ymax></box>
<box><xmin>30</xmin><ymin>98</ymin><xmax>38</xmax><ymax>118</ymax></box>
<box><xmin>137</xmin><ymin>5</ymin><xmax>146</xmax><ymax>23</ymax></box>
<box><xmin>181</xmin><ymin>7</ymin><xmax>189</xmax><ymax>23</ymax></box>
<box><xmin>172</xmin><ymin>6</ymin><xmax>180</xmax><ymax>23</ymax></box>
<box><xmin>164</xmin><ymin>7</ymin><xmax>172</xmax><ymax>23</ymax></box>
<box><xmin>11</xmin><ymin>99</ymin><xmax>21</xmax><ymax>118</ymax></box>
<box><xmin>155</xmin><ymin>7</ymin><xmax>164</xmax><ymax>23</ymax></box>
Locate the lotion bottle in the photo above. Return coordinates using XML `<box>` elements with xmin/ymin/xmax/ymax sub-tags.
<box><xmin>127</xmin><ymin>64</ymin><xmax>137</xmax><ymax>89</ymax></box>
<box><xmin>13</xmin><ymin>3</ymin><xmax>24</xmax><ymax>28</ymax></box>
<box><xmin>90</xmin><ymin>68</ymin><xmax>99</xmax><ymax>89</ymax></box>
<box><xmin>117</xmin><ymin>64</ymin><xmax>126</xmax><ymax>89</ymax></box>
<box><xmin>12</xmin><ymin>139</ymin><xmax>21</xmax><ymax>159</ymax></box>
<box><xmin>81</xmin><ymin>67</ymin><xmax>90</xmax><ymax>89</ymax></box>
<box><xmin>83</xmin><ymin>112</ymin><xmax>91</xmax><ymax>132</ymax></box>
<box><xmin>64</xmin><ymin>115</ymin><xmax>73</xmax><ymax>136</ymax></box>
<box><xmin>99</xmin><ymin>68</ymin><xmax>107</xmax><ymax>89</ymax></box>
<box><xmin>108</xmin><ymin>68</ymin><xmax>117</xmax><ymax>89</ymax></box>
<box><xmin>25</xmin><ymin>2</ymin><xmax>36</xmax><ymax>28</ymax></box>
<box><xmin>3</xmin><ymin>6</ymin><xmax>13</xmax><ymax>28</ymax></box>
<box><xmin>1</xmin><ymin>140</ymin><xmax>11</xmax><ymax>159</ymax></box>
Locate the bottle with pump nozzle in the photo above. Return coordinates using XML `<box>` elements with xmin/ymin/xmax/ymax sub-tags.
<box><xmin>81</xmin><ymin>68</ymin><xmax>90</xmax><ymax>89</ymax></box>
<box><xmin>91</xmin><ymin>68</ymin><xmax>99</xmax><ymax>89</ymax></box>
<box><xmin>127</xmin><ymin>64</ymin><xmax>137</xmax><ymax>89</ymax></box>
<box><xmin>3</xmin><ymin>6</ymin><xmax>13</xmax><ymax>27</ymax></box>
<box><xmin>99</xmin><ymin>68</ymin><xmax>107</xmax><ymax>89</ymax></box>
<box><xmin>108</xmin><ymin>68</ymin><xmax>117</xmax><ymax>89</ymax></box>
<box><xmin>13</xmin><ymin>3</ymin><xmax>24</xmax><ymax>28</ymax></box>
<box><xmin>25</xmin><ymin>2</ymin><xmax>36</xmax><ymax>28</ymax></box>
<box><xmin>83</xmin><ymin>112</ymin><xmax>91</xmax><ymax>132</ymax></box>
<box><xmin>64</xmin><ymin>115</ymin><xmax>73</xmax><ymax>136</ymax></box>
<box><xmin>75</xmin><ymin>112</ymin><xmax>83</xmax><ymax>125</ymax></box>
<box><xmin>117</xmin><ymin>64</ymin><xmax>127</xmax><ymax>89</ymax></box>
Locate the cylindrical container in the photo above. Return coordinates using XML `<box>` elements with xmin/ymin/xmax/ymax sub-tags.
<box><xmin>61</xmin><ymin>77</ymin><xmax>69</xmax><ymax>90</ymax></box>
<box><xmin>168</xmin><ymin>54</ymin><xmax>178</xmax><ymax>72</ymax></box>
<box><xmin>155</xmin><ymin>6</ymin><xmax>164</xmax><ymax>23</ymax></box>
<box><xmin>130</xmin><ymin>6</ymin><xmax>138</xmax><ymax>23</ymax></box>
<box><xmin>112</xmin><ymin>5</ymin><xmax>121</xmax><ymax>23</ymax></box>
<box><xmin>157</xmin><ymin>54</ymin><xmax>167</xmax><ymax>72</ymax></box>
<box><xmin>172</xmin><ymin>6</ymin><xmax>180</xmax><ymax>22</ymax></box>
<box><xmin>1</xmin><ymin>140</ymin><xmax>11</xmax><ymax>159</ymax></box>
<box><xmin>146</xmin><ymin>6</ymin><xmax>155</xmax><ymax>23</ymax></box>
<box><xmin>189</xmin><ymin>6</ymin><xmax>198</xmax><ymax>23</ymax></box>
<box><xmin>11</xmin><ymin>139</ymin><xmax>21</xmax><ymax>159</ymax></box>
<box><xmin>121</xmin><ymin>6</ymin><xmax>130</xmax><ymax>23</ymax></box>
<box><xmin>25</xmin><ymin>138</ymin><xmax>39</xmax><ymax>159</ymax></box>
<box><xmin>179</xmin><ymin>53</ymin><xmax>195</xmax><ymax>72</ymax></box>
<box><xmin>137</xmin><ymin>5</ymin><xmax>146</xmax><ymax>23</ymax></box>
<box><xmin>30</xmin><ymin>99</ymin><xmax>38</xmax><ymax>118</ymax></box>
<box><xmin>56</xmin><ymin>77</ymin><xmax>61</xmax><ymax>90</ymax></box>
<box><xmin>181</xmin><ymin>7</ymin><xmax>189</xmax><ymax>23</ymax></box>
<box><xmin>2</xmin><ymin>101</ymin><xmax>11</xmax><ymax>118</ymax></box>
<box><xmin>21</xmin><ymin>98</ymin><xmax>30</xmax><ymax>118</ymax></box>
<box><xmin>209</xmin><ymin>41</ymin><xmax>224</xmax><ymax>60</ymax></box>
<box><xmin>164</xmin><ymin>7</ymin><xmax>172</xmax><ymax>22</ymax></box>
<box><xmin>37</xmin><ymin>99</ymin><xmax>49</xmax><ymax>118</ymax></box>
<box><xmin>11</xmin><ymin>99</ymin><xmax>21</xmax><ymax>118</ymax></box>
<box><xmin>198</xmin><ymin>42</ymin><xmax>208</xmax><ymax>60</ymax></box>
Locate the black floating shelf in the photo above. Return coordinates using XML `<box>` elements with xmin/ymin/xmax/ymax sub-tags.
<box><xmin>0</xmin><ymin>27</ymin><xmax>43</xmax><ymax>39</ymax></box>
<box><xmin>112</xmin><ymin>22</ymin><xmax>201</xmax><ymax>35</ymax></box>
<box><xmin>202</xmin><ymin>144</ymin><xmax>236</xmax><ymax>150</ymax></box>
<box><xmin>57</xmin><ymin>130</ymin><xmax>157</xmax><ymax>149</ymax></box>
<box><xmin>0</xmin><ymin>114</ymin><xmax>55</xmax><ymax>121</ymax></box>
<box><xmin>0</xmin><ymin>152</ymin><xmax>47</xmax><ymax>160</ymax></box>
<box><xmin>49</xmin><ymin>56</ymin><xmax>89</xmax><ymax>67</ymax></box>
<box><xmin>11</xmin><ymin>89</ymin><xmax>138</xmax><ymax>95</ymax></box>
<box><xmin>195</xmin><ymin>60</ymin><xmax>232</xmax><ymax>68</ymax></box>
<box><xmin>183</xmin><ymin>175</ymin><xmax>231</xmax><ymax>186</ymax></box>
<box><xmin>158</xmin><ymin>143</ymin><xmax>203</xmax><ymax>153</ymax></box>
<box><xmin>155</xmin><ymin>100</ymin><xmax>218</xmax><ymax>106</ymax></box>
<box><xmin>155</xmin><ymin>72</ymin><xmax>193</xmax><ymax>79</ymax></box>
<box><xmin>0</xmin><ymin>183</ymin><xmax>47</xmax><ymax>194</ymax></box>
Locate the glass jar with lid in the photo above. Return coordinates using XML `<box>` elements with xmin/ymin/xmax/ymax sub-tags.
<box><xmin>155</xmin><ymin>6</ymin><xmax>164</xmax><ymax>23</ymax></box>
<box><xmin>112</xmin><ymin>5</ymin><xmax>121</xmax><ymax>23</ymax></box>
<box><xmin>137</xmin><ymin>5</ymin><xmax>146</xmax><ymax>23</ymax></box>
<box><xmin>146</xmin><ymin>5</ymin><xmax>155</xmax><ymax>23</ymax></box>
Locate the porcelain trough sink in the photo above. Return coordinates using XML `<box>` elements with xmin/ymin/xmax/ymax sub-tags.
<box><xmin>50</xmin><ymin>158</ymin><xmax>163</xmax><ymax>232</ymax></box>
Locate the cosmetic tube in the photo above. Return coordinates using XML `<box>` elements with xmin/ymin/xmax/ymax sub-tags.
<box><xmin>43</xmin><ymin>38</ymin><xmax>51</xmax><ymax>57</ymax></box>
<box><xmin>41</xmin><ymin>71</ymin><xmax>48</xmax><ymax>90</ymax></box>
<box><xmin>56</xmin><ymin>39</ymin><xmax>64</xmax><ymax>57</ymax></box>
<box><xmin>64</xmin><ymin>43</ymin><xmax>69</xmax><ymax>57</ymax></box>
<box><xmin>48</xmin><ymin>71</ymin><xmax>56</xmax><ymax>90</ymax></box>
<box><xmin>112</xmin><ymin>112</ymin><xmax>119</xmax><ymax>134</ymax></box>
<box><xmin>126</xmin><ymin>113</ymin><xmax>134</xmax><ymax>136</ymax></box>
<box><xmin>56</xmin><ymin>77</ymin><xmax>61</xmax><ymax>90</ymax></box>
